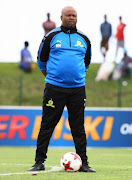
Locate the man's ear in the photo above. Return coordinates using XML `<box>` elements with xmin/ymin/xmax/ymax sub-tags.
<box><xmin>61</xmin><ymin>15</ymin><xmax>62</xmax><ymax>21</ymax></box>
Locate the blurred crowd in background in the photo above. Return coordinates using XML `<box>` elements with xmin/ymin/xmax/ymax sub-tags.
<box><xmin>20</xmin><ymin>12</ymin><xmax>132</xmax><ymax>81</ymax></box>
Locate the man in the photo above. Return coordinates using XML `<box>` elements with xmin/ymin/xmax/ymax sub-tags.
<box><xmin>28</xmin><ymin>6</ymin><xmax>96</xmax><ymax>173</ymax></box>
<box><xmin>100</xmin><ymin>14</ymin><xmax>112</xmax><ymax>61</ymax></box>
<box><xmin>113</xmin><ymin>49</ymin><xmax>132</xmax><ymax>79</ymax></box>
<box><xmin>19</xmin><ymin>41</ymin><xmax>32</xmax><ymax>73</ymax></box>
<box><xmin>42</xmin><ymin>13</ymin><xmax>56</xmax><ymax>35</ymax></box>
<box><xmin>115</xmin><ymin>16</ymin><xmax>126</xmax><ymax>61</ymax></box>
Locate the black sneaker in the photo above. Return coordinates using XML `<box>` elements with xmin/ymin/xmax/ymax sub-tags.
<box><xmin>28</xmin><ymin>162</ymin><xmax>45</xmax><ymax>171</ymax></box>
<box><xmin>79</xmin><ymin>164</ymin><xmax>96</xmax><ymax>172</ymax></box>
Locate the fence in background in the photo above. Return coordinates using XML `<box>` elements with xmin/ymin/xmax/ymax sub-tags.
<box><xmin>1</xmin><ymin>76</ymin><xmax>129</xmax><ymax>107</ymax></box>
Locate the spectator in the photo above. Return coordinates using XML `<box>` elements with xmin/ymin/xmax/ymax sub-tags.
<box><xmin>42</xmin><ymin>13</ymin><xmax>56</xmax><ymax>35</ymax></box>
<box><xmin>100</xmin><ymin>14</ymin><xmax>112</xmax><ymax>62</ymax></box>
<box><xmin>112</xmin><ymin>49</ymin><xmax>132</xmax><ymax>80</ymax></box>
<box><xmin>115</xmin><ymin>16</ymin><xmax>126</xmax><ymax>61</ymax></box>
<box><xmin>19</xmin><ymin>41</ymin><xmax>33</xmax><ymax>73</ymax></box>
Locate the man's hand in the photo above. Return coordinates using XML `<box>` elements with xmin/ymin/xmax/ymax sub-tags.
<box><xmin>41</xmin><ymin>70</ymin><xmax>47</xmax><ymax>77</ymax></box>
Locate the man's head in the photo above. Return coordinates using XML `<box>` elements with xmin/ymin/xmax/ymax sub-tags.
<box><xmin>104</xmin><ymin>14</ymin><xmax>107</xmax><ymax>22</ymax></box>
<box><xmin>61</xmin><ymin>6</ymin><xmax>77</xmax><ymax>28</ymax></box>
<box><xmin>123</xmin><ymin>48</ymin><xmax>127</xmax><ymax>57</ymax></box>
<box><xmin>24</xmin><ymin>41</ymin><xmax>29</xmax><ymax>48</ymax></box>
<box><xmin>119</xmin><ymin>16</ymin><xmax>122</xmax><ymax>22</ymax></box>
<box><xmin>47</xmin><ymin>13</ymin><xmax>50</xmax><ymax>21</ymax></box>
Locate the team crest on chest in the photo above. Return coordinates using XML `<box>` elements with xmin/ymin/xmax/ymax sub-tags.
<box><xmin>75</xmin><ymin>40</ymin><xmax>84</xmax><ymax>47</ymax></box>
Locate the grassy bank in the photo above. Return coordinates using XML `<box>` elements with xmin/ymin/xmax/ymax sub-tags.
<box><xmin>0</xmin><ymin>63</ymin><xmax>132</xmax><ymax>107</ymax></box>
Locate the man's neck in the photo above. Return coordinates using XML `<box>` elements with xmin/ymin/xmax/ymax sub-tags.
<box><xmin>61</xmin><ymin>25</ymin><xmax>77</xmax><ymax>33</ymax></box>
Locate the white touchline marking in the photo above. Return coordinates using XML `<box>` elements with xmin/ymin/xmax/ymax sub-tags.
<box><xmin>0</xmin><ymin>163</ymin><xmax>57</xmax><ymax>167</ymax></box>
<box><xmin>0</xmin><ymin>166</ymin><xmax>62</xmax><ymax>176</ymax></box>
<box><xmin>1</xmin><ymin>163</ymin><xmax>32</xmax><ymax>166</ymax></box>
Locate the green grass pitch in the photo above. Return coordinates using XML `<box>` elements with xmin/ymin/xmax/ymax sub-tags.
<box><xmin>0</xmin><ymin>147</ymin><xmax>132</xmax><ymax>180</ymax></box>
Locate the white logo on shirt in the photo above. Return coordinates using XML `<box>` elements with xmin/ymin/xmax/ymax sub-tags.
<box><xmin>57</xmin><ymin>40</ymin><xmax>62</xmax><ymax>43</ymax></box>
<box><xmin>56</xmin><ymin>44</ymin><xmax>61</xmax><ymax>47</ymax></box>
<box><xmin>56</xmin><ymin>40</ymin><xmax>62</xmax><ymax>47</ymax></box>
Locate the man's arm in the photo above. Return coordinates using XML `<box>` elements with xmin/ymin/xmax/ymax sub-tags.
<box><xmin>37</xmin><ymin>30</ymin><xmax>61</xmax><ymax>74</ymax></box>
<box><xmin>37</xmin><ymin>36</ymin><xmax>50</xmax><ymax>74</ymax></box>
<box><xmin>21</xmin><ymin>50</ymin><xmax>24</xmax><ymax>62</ymax></box>
<box><xmin>84</xmin><ymin>39</ymin><xmax>91</xmax><ymax>71</ymax></box>
<box><xmin>21</xmin><ymin>57</ymin><xmax>24</xmax><ymax>62</ymax></box>
<box><xmin>110</xmin><ymin>24</ymin><xmax>112</xmax><ymax>37</ymax></box>
<box><xmin>41</xmin><ymin>70</ymin><xmax>47</xmax><ymax>77</ymax></box>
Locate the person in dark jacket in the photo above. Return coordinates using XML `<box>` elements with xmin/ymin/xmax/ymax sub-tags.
<box><xmin>100</xmin><ymin>14</ymin><xmax>112</xmax><ymax>61</ymax></box>
<box><xmin>28</xmin><ymin>6</ymin><xmax>96</xmax><ymax>173</ymax></box>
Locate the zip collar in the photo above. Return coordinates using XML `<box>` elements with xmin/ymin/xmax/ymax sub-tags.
<box><xmin>61</xmin><ymin>25</ymin><xmax>77</xmax><ymax>34</ymax></box>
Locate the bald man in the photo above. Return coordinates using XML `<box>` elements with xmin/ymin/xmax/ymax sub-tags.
<box><xmin>28</xmin><ymin>6</ymin><xmax>96</xmax><ymax>173</ymax></box>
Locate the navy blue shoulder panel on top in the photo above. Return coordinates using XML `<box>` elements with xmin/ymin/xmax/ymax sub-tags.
<box><xmin>37</xmin><ymin>27</ymin><xmax>62</xmax><ymax>62</ymax></box>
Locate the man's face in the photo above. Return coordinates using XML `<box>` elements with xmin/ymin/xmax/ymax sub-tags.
<box><xmin>61</xmin><ymin>7</ymin><xmax>77</xmax><ymax>28</ymax></box>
